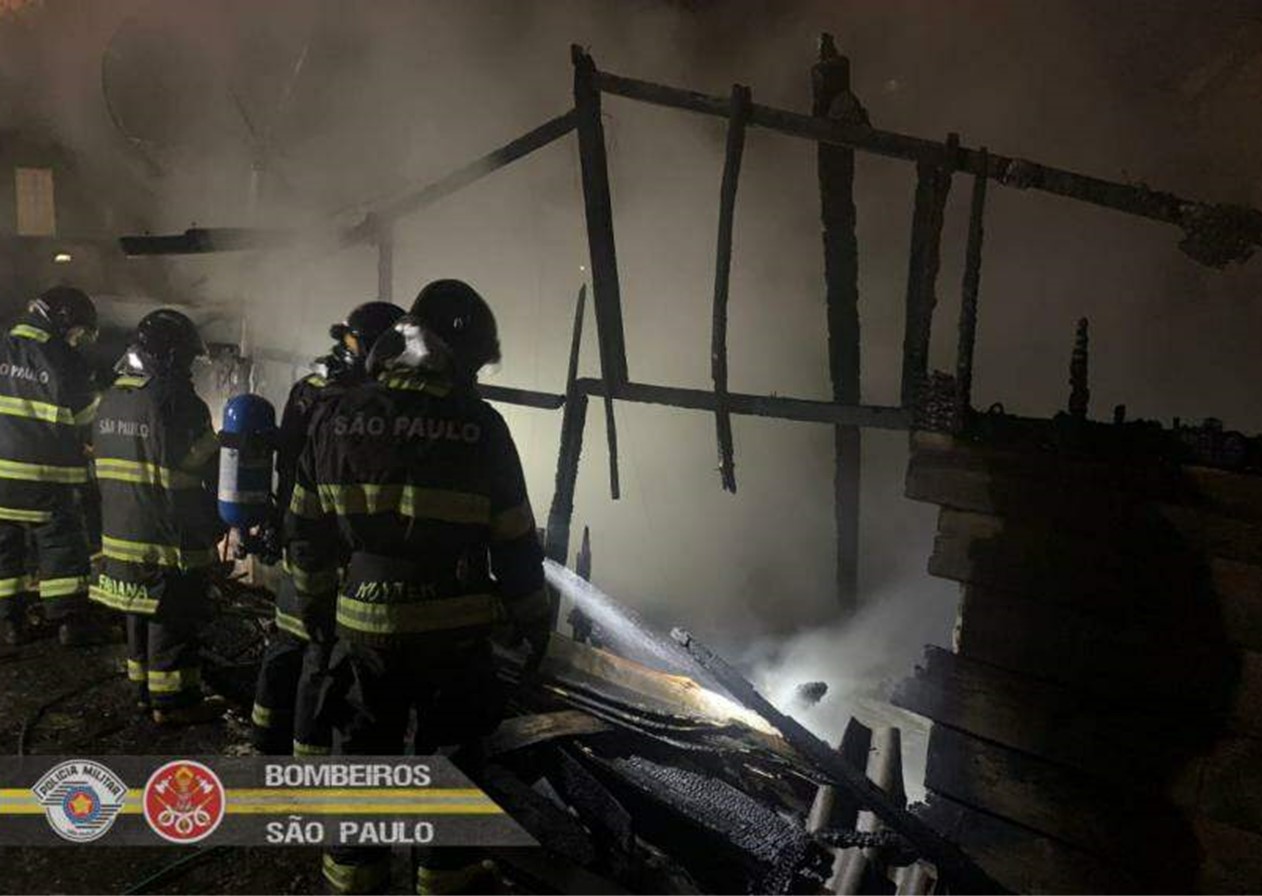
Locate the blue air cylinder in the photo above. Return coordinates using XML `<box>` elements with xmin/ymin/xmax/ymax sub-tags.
<box><xmin>218</xmin><ymin>393</ymin><xmax>277</xmax><ymax>528</ymax></box>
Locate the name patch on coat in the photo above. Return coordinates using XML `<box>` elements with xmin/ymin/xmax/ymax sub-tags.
<box><xmin>331</xmin><ymin>414</ymin><xmax>481</xmax><ymax>443</ymax></box>
<box><xmin>98</xmin><ymin>418</ymin><xmax>152</xmax><ymax>438</ymax></box>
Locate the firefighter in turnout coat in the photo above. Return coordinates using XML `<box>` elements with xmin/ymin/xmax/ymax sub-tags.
<box><xmin>89</xmin><ymin>309</ymin><xmax>223</xmax><ymax>725</ymax></box>
<box><xmin>286</xmin><ymin>281</ymin><xmax>550</xmax><ymax>895</ymax></box>
<box><xmin>0</xmin><ymin>286</ymin><xmax>99</xmax><ymax>647</ymax></box>
<box><xmin>251</xmin><ymin>301</ymin><xmax>403</xmax><ymax>755</ymax></box>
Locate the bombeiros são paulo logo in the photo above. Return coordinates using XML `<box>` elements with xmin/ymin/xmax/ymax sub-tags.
<box><xmin>31</xmin><ymin>760</ymin><xmax>127</xmax><ymax>842</ymax></box>
<box><xmin>143</xmin><ymin>760</ymin><xmax>226</xmax><ymax>843</ymax></box>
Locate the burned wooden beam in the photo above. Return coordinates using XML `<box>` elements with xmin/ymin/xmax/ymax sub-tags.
<box><xmin>593</xmin><ymin>66</ymin><xmax>1262</xmax><ymax>265</ymax></box>
<box><xmin>710</xmin><ymin>84</ymin><xmax>751</xmax><ymax>494</ymax></box>
<box><xmin>574</xmin><ymin>380</ymin><xmax>909</xmax><ymax>430</ymax></box>
<box><xmin>900</xmin><ymin>137</ymin><xmax>956</xmax><ymax>408</ymax></box>
<box><xmin>544</xmin><ymin>286</ymin><xmax>591</xmax><ymax>592</ymax></box>
<box><xmin>342</xmin><ymin>110</ymin><xmax>578</xmax><ymax>243</ymax></box>
<box><xmin>670</xmin><ymin>627</ymin><xmax>1007</xmax><ymax>894</ymax></box>
<box><xmin>573</xmin><ymin>46</ymin><xmax>628</xmax><ymax>500</ymax></box>
<box><xmin>118</xmin><ymin>227</ymin><xmax>296</xmax><ymax>256</ymax></box>
<box><xmin>955</xmin><ymin>148</ymin><xmax>989</xmax><ymax>416</ymax></box>
<box><xmin>478</xmin><ymin>384</ymin><xmax>566</xmax><ymax>410</ymax></box>
<box><xmin>375</xmin><ymin>215</ymin><xmax>394</xmax><ymax>302</ymax></box>
<box><xmin>814</xmin><ymin>33</ymin><xmax>866</xmax><ymax>614</ymax></box>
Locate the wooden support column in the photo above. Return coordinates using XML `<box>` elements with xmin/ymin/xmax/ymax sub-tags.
<box><xmin>375</xmin><ymin>215</ymin><xmax>394</xmax><ymax>303</ymax></box>
<box><xmin>545</xmin><ymin>285</ymin><xmax>590</xmax><ymax>567</ymax></box>
<box><xmin>955</xmin><ymin>147</ymin><xmax>988</xmax><ymax>416</ymax></box>
<box><xmin>899</xmin><ymin>136</ymin><xmax>956</xmax><ymax>409</ymax></box>
<box><xmin>572</xmin><ymin>46</ymin><xmax>627</xmax><ymax>500</ymax></box>
<box><xmin>710</xmin><ymin>84</ymin><xmax>751</xmax><ymax>494</ymax></box>
<box><xmin>545</xmin><ymin>286</ymin><xmax>591</xmax><ymax>629</ymax></box>
<box><xmin>814</xmin><ymin>34</ymin><xmax>866</xmax><ymax>613</ymax></box>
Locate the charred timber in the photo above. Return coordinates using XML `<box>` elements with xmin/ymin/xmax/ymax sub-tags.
<box><xmin>955</xmin><ymin>148</ymin><xmax>989</xmax><ymax>415</ymax></box>
<box><xmin>593</xmin><ymin>68</ymin><xmax>1262</xmax><ymax>265</ymax></box>
<box><xmin>814</xmin><ymin>34</ymin><xmax>865</xmax><ymax>613</ymax></box>
<box><xmin>343</xmin><ymin>110</ymin><xmax>578</xmax><ymax>242</ymax></box>
<box><xmin>900</xmin><ymin>138</ymin><xmax>955</xmax><ymax>408</ymax></box>
<box><xmin>671</xmin><ymin>627</ymin><xmax>1008</xmax><ymax>894</ymax></box>
<box><xmin>477</xmin><ymin>378</ymin><xmax>909</xmax><ymax>429</ymax></box>
<box><xmin>576</xmin><ymin>379</ymin><xmax>909</xmax><ymax>429</ymax></box>
<box><xmin>119</xmin><ymin>227</ymin><xmax>296</xmax><ymax>256</ymax></box>
<box><xmin>710</xmin><ymin>84</ymin><xmax>751</xmax><ymax>494</ymax></box>
<box><xmin>544</xmin><ymin>287</ymin><xmax>591</xmax><ymax>583</ymax></box>
<box><xmin>478</xmin><ymin>384</ymin><xmax>566</xmax><ymax>410</ymax></box>
<box><xmin>573</xmin><ymin>46</ymin><xmax>629</xmax><ymax>500</ymax></box>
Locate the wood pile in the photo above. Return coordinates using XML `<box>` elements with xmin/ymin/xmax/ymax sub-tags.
<box><xmin>894</xmin><ymin>430</ymin><xmax>1262</xmax><ymax>893</ymax></box>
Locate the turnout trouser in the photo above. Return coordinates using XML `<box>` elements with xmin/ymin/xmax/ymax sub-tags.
<box><xmin>251</xmin><ymin>629</ymin><xmax>306</xmax><ymax>752</ymax></box>
<box><xmin>124</xmin><ymin>571</ymin><xmax>207</xmax><ymax>710</ymax></box>
<box><xmin>252</xmin><ymin>576</ymin><xmax>333</xmax><ymax>755</ymax></box>
<box><xmin>321</xmin><ymin>637</ymin><xmax>504</xmax><ymax>895</ymax></box>
<box><xmin>0</xmin><ymin>506</ymin><xmax>91</xmax><ymax>624</ymax></box>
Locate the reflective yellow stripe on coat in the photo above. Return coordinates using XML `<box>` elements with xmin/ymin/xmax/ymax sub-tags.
<box><xmin>100</xmin><ymin>535</ymin><xmax>216</xmax><ymax>570</ymax></box>
<box><xmin>315</xmin><ymin>483</ymin><xmax>491</xmax><ymax>526</ymax></box>
<box><xmin>0</xmin><ymin>458</ymin><xmax>88</xmax><ymax>484</ymax></box>
<box><xmin>335</xmin><ymin>593</ymin><xmax>503</xmax><ymax>636</ymax></box>
<box><xmin>94</xmin><ymin>458</ymin><xmax>202</xmax><ymax>489</ymax></box>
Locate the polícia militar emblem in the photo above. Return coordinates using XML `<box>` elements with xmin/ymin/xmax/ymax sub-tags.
<box><xmin>31</xmin><ymin>760</ymin><xmax>128</xmax><ymax>842</ymax></box>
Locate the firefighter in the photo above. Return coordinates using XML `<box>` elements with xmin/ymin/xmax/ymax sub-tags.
<box><xmin>286</xmin><ymin>280</ymin><xmax>550</xmax><ymax>895</ymax></box>
<box><xmin>88</xmin><ymin>309</ymin><xmax>223</xmax><ymax>725</ymax></box>
<box><xmin>0</xmin><ymin>286</ymin><xmax>99</xmax><ymax>647</ymax></box>
<box><xmin>251</xmin><ymin>300</ymin><xmax>404</xmax><ymax>755</ymax></box>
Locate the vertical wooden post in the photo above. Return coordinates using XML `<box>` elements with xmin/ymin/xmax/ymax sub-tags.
<box><xmin>1069</xmin><ymin>317</ymin><xmax>1090</xmax><ymax>419</ymax></box>
<box><xmin>544</xmin><ymin>285</ymin><xmax>589</xmax><ymax>566</ymax></box>
<box><xmin>572</xmin><ymin>45</ymin><xmax>627</xmax><ymax>500</ymax></box>
<box><xmin>710</xmin><ymin>84</ymin><xmax>751</xmax><ymax>494</ymax></box>
<box><xmin>955</xmin><ymin>148</ymin><xmax>988</xmax><ymax>417</ymax></box>
<box><xmin>545</xmin><ymin>286</ymin><xmax>590</xmax><ymax>629</ymax></box>
<box><xmin>375</xmin><ymin>215</ymin><xmax>394</xmax><ymax>303</ymax></box>
<box><xmin>899</xmin><ymin>137</ymin><xmax>956</xmax><ymax>409</ymax></box>
<box><xmin>813</xmin><ymin>34</ymin><xmax>865</xmax><ymax>613</ymax></box>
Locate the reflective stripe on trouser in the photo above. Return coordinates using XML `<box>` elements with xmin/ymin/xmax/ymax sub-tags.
<box><xmin>0</xmin><ymin>576</ymin><xmax>31</xmax><ymax>599</ymax></box>
<box><xmin>0</xmin><ymin>510</ymin><xmax>90</xmax><ymax>623</ymax></box>
<box><xmin>322</xmin><ymin>852</ymin><xmax>390</xmax><ymax>895</ymax></box>
<box><xmin>39</xmin><ymin>575</ymin><xmax>89</xmax><ymax>599</ymax></box>
<box><xmin>293</xmin><ymin>740</ymin><xmax>330</xmax><ymax>756</ymax></box>
<box><xmin>335</xmin><ymin>593</ymin><xmax>502</xmax><ymax>637</ymax></box>
<box><xmin>415</xmin><ymin>858</ymin><xmax>495</xmax><ymax>896</ymax></box>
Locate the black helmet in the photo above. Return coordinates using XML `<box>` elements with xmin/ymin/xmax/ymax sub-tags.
<box><xmin>329</xmin><ymin>301</ymin><xmax>404</xmax><ymax>359</ymax></box>
<box><xmin>410</xmin><ymin>280</ymin><xmax>500</xmax><ymax>377</ymax></box>
<box><xmin>29</xmin><ymin>286</ymin><xmax>97</xmax><ymax>345</ymax></box>
<box><xmin>132</xmin><ymin>309</ymin><xmax>206</xmax><ymax>374</ymax></box>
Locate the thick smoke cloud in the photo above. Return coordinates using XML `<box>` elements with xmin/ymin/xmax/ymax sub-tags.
<box><xmin>3</xmin><ymin>0</ymin><xmax>1261</xmax><ymax>786</ymax></box>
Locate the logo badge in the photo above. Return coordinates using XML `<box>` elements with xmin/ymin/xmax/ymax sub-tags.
<box><xmin>142</xmin><ymin>760</ymin><xmax>226</xmax><ymax>843</ymax></box>
<box><xmin>32</xmin><ymin>760</ymin><xmax>127</xmax><ymax>842</ymax></box>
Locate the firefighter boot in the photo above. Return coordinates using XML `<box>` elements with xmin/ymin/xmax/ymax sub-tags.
<box><xmin>153</xmin><ymin>696</ymin><xmax>226</xmax><ymax>727</ymax></box>
<box><xmin>0</xmin><ymin>618</ymin><xmax>23</xmax><ymax>647</ymax></box>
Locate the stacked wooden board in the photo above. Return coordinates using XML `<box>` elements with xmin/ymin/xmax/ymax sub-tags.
<box><xmin>893</xmin><ymin>430</ymin><xmax>1262</xmax><ymax>893</ymax></box>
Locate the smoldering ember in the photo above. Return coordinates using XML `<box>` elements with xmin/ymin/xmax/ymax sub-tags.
<box><xmin>0</xmin><ymin>1</ymin><xmax>1260</xmax><ymax>894</ymax></box>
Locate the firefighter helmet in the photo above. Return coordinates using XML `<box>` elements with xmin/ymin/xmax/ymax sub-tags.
<box><xmin>410</xmin><ymin>279</ymin><xmax>500</xmax><ymax>376</ymax></box>
<box><xmin>132</xmin><ymin>308</ymin><xmax>206</xmax><ymax>373</ymax></box>
<box><xmin>28</xmin><ymin>286</ymin><xmax>98</xmax><ymax>346</ymax></box>
<box><xmin>329</xmin><ymin>301</ymin><xmax>404</xmax><ymax>359</ymax></box>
